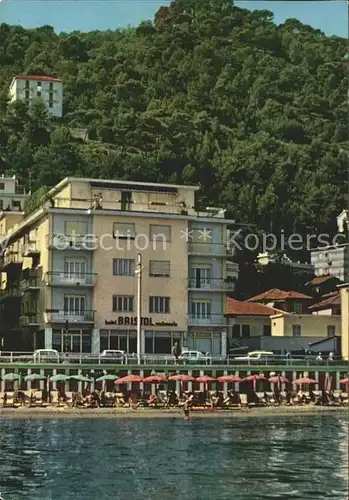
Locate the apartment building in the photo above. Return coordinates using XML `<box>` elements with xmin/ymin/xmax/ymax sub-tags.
<box><xmin>9</xmin><ymin>75</ymin><xmax>63</xmax><ymax>118</ymax></box>
<box><xmin>311</xmin><ymin>244</ymin><xmax>349</xmax><ymax>282</ymax></box>
<box><xmin>0</xmin><ymin>175</ymin><xmax>28</xmax><ymax>213</ymax></box>
<box><xmin>0</xmin><ymin>177</ymin><xmax>234</xmax><ymax>356</ymax></box>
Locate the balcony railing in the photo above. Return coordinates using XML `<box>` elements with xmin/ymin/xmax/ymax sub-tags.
<box><xmin>0</xmin><ymin>286</ymin><xmax>21</xmax><ymax>299</ymax></box>
<box><xmin>188</xmin><ymin>278</ymin><xmax>235</xmax><ymax>290</ymax></box>
<box><xmin>44</xmin><ymin>310</ymin><xmax>95</xmax><ymax>323</ymax></box>
<box><xmin>20</xmin><ymin>276</ymin><xmax>40</xmax><ymax>292</ymax></box>
<box><xmin>45</xmin><ymin>272</ymin><xmax>97</xmax><ymax>286</ymax></box>
<box><xmin>188</xmin><ymin>242</ymin><xmax>230</xmax><ymax>256</ymax></box>
<box><xmin>188</xmin><ymin>313</ymin><xmax>227</xmax><ymax>325</ymax></box>
<box><xmin>46</xmin><ymin>234</ymin><xmax>98</xmax><ymax>251</ymax></box>
<box><xmin>21</xmin><ymin>242</ymin><xmax>40</xmax><ymax>257</ymax></box>
<box><xmin>3</xmin><ymin>251</ymin><xmax>22</xmax><ymax>267</ymax></box>
<box><xmin>20</xmin><ymin>313</ymin><xmax>40</xmax><ymax>327</ymax></box>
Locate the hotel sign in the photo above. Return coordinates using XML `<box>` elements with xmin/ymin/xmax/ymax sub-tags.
<box><xmin>105</xmin><ymin>316</ymin><xmax>178</xmax><ymax>327</ymax></box>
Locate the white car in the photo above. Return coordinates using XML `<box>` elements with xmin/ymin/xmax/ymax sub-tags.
<box><xmin>33</xmin><ymin>349</ymin><xmax>60</xmax><ymax>363</ymax></box>
<box><xmin>99</xmin><ymin>350</ymin><xmax>126</xmax><ymax>364</ymax></box>
<box><xmin>233</xmin><ymin>350</ymin><xmax>274</xmax><ymax>362</ymax></box>
<box><xmin>179</xmin><ymin>350</ymin><xmax>210</xmax><ymax>364</ymax></box>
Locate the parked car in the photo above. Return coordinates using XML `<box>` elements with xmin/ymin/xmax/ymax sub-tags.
<box><xmin>99</xmin><ymin>350</ymin><xmax>127</xmax><ymax>364</ymax></box>
<box><xmin>232</xmin><ymin>350</ymin><xmax>275</xmax><ymax>363</ymax></box>
<box><xmin>33</xmin><ymin>349</ymin><xmax>60</xmax><ymax>363</ymax></box>
<box><xmin>178</xmin><ymin>350</ymin><xmax>211</xmax><ymax>364</ymax></box>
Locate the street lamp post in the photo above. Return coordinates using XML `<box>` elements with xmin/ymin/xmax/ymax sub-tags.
<box><xmin>135</xmin><ymin>253</ymin><xmax>143</xmax><ymax>365</ymax></box>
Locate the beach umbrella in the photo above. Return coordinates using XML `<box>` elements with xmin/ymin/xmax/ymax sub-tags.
<box><xmin>269</xmin><ymin>376</ymin><xmax>289</xmax><ymax>384</ymax></box>
<box><xmin>293</xmin><ymin>377</ymin><xmax>317</xmax><ymax>385</ymax></box>
<box><xmin>115</xmin><ymin>374</ymin><xmax>143</xmax><ymax>384</ymax></box>
<box><xmin>195</xmin><ymin>376</ymin><xmax>216</xmax><ymax>383</ymax></box>
<box><xmin>24</xmin><ymin>373</ymin><xmax>46</xmax><ymax>381</ymax></box>
<box><xmin>49</xmin><ymin>374</ymin><xmax>69</xmax><ymax>382</ymax></box>
<box><xmin>143</xmin><ymin>375</ymin><xmax>167</xmax><ymax>383</ymax></box>
<box><xmin>69</xmin><ymin>375</ymin><xmax>93</xmax><ymax>383</ymax></box>
<box><xmin>240</xmin><ymin>374</ymin><xmax>268</xmax><ymax>391</ymax></box>
<box><xmin>168</xmin><ymin>374</ymin><xmax>195</xmax><ymax>382</ymax></box>
<box><xmin>1</xmin><ymin>373</ymin><xmax>21</xmax><ymax>381</ymax></box>
<box><xmin>96</xmin><ymin>374</ymin><xmax>119</xmax><ymax>382</ymax></box>
<box><xmin>339</xmin><ymin>378</ymin><xmax>349</xmax><ymax>384</ymax></box>
<box><xmin>217</xmin><ymin>375</ymin><xmax>241</xmax><ymax>383</ymax></box>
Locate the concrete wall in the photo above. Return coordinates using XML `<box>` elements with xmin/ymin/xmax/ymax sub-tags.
<box><xmin>271</xmin><ymin>314</ymin><xmax>341</xmax><ymax>337</ymax></box>
<box><xmin>340</xmin><ymin>286</ymin><xmax>349</xmax><ymax>360</ymax></box>
<box><xmin>228</xmin><ymin>316</ymin><xmax>271</xmax><ymax>337</ymax></box>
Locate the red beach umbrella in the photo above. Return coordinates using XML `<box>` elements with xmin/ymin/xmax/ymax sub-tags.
<box><xmin>143</xmin><ymin>375</ymin><xmax>167</xmax><ymax>383</ymax></box>
<box><xmin>293</xmin><ymin>377</ymin><xmax>317</xmax><ymax>385</ymax></box>
<box><xmin>115</xmin><ymin>374</ymin><xmax>143</xmax><ymax>384</ymax></box>
<box><xmin>240</xmin><ymin>374</ymin><xmax>268</xmax><ymax>391</ymax></box>
<box><xmin>217</xmin><ymin>375</ymin><xmax>241</xmax><ymax>383</ymax></box>
<box><xmin>168</xmin><ymin>374</ymin><xmax>196</xmax><ymax>382</ymax></box>
<box><xmin>339</xmin><ymin>378</ymin><xmax>349</xmax><ymax>384</ymax></box>
<box><xmin>269</xmin><ymin>376</ymin><xmax>289</xmax><ymax>384</ymax></box>
<box><xmin>195</xmin><ymin>376</ymin><xmax>216</xmax><ymax>383</ymax></box>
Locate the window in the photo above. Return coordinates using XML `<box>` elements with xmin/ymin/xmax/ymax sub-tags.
<box><xmin>149</xmin><ymin>260</ymin><xmax>170</xmax><ymax>277</ymax></box>
<box><xmin>327</xmin><ymin>325</ymin><xmax>336</xmax><ymax>337</ymax></box>
<box><xmin>149</xmin><ymin>224</ymin><xmax>171</xmax><ymax>242</ymax></box>
<box><xmin>12</xmin><ymin>200</ymin><xmax>21</xmax><ymax>209</ymax></box>
<box><xmin>263</xmin><ymin>324</ymin><xmax>271</xmax><ymax>336</ymax></box>
<box><xmin>191</xmin><ymin>300</ymin><xmax>211</xmax><ymax>318</ymax></box>
<box><xmin>293</xmin><ymin>302</ymin><xmax>302</xmax><ymax>314</ymax></box>
<box><xmin>25</xmin><ymin>80</ymin><xmax>30</xmax><ymax>89</ymax></box>
<box><xmin>49</xmin><ymin>102</ymin><xmax>53</xmax><ymax>108</ymax></box>
<box><xmin>113</xmin><ymin>222</ymin><xmax>135</xmax><ymax>239</ymax></box>
<box><xmin>37</xmin><ymin>91</ymin><xmax>41</xmax><ymax>97</ymax></box>
<box><xmin>0</xmin><ymin>200</ymin><xmax>3</xmax><ymax>209</ymax></box>
<box><xmin>25</xmin><ymin>90</ymin><xmax>30</xmax><ymax>99</ymax></box>
<box><xmin>37</xmin><ymin>81</ymin><xmax>41</xmax><ymax>88</ymax></box>
<box><xmin>64</xmin><ymin>295</ymin><xmax>85</xmax><ymax>315</ymax></box>
<box><xmin>191</xmin><ymin>267</ymin><xmax>211</xmax><ymax>287</ymax></box>
<box><xmin>49</xmin><ymin>83</ymin><xmax>53</xmax><ymax>91</ymax></box>
<box><xmin>292</xmin><ymin>324</ymin><xmax>301</xmax><ymax>337</ymax></box>
<box><xmin>112</xmin><ymin>295</ymin><xmax>134</xmax><ymax>312</ymax></box>
<box><xmin>113</xmin><ymin>258</ymin><xmax>135</xmax><ymax>276</ymax></box>
<box><xmin>64</xmin><ymin>260</ymin><xmax>86</xmax><ymax>278</ymax></box>
<box><xmin>150</xmin><ymin>296</ymin><xmax>170</xmax><ymax>313</ymax></box>
<box><xmin>0</xmin><ymin>183</ymin><xmax>4</xmax><ymax>190</ymax></box>
<box><xmin>241</xmin><ymin>325</ymin><xmax>250</xmax><ymax>338</ymax></box>
<box><xmin>65</xmin><ymin>221</ymin><xmax>87</xmax><ymax>236</ymax></box>
<box><xmin>232</xmin><ymin>324</ymin><xmax>241</xmax><ymax>338</ymax></box>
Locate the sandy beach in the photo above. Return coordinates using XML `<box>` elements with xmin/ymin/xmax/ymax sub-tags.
<box><xmin>0</xmin><ymin>405</ymin><xmax>348</xmax><ymax>419</ymax></box>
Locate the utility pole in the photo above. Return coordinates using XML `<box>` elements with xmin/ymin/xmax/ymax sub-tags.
<box><xmin>135</xmin><ymin>253</ymin><xmax>143</xmax><ymax>364</ymax></box>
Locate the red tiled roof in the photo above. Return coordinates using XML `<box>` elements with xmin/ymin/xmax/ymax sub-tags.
<box><xmin>247</xmin><ymin>288</ymin><xmax>312</xmax><ymax>302</ymax></box>
<box><xmin>13</xmin><ymin>75</ymin><xmax>62</xmax><ymax>83</ymax></box>
<box><xmin>309</xmin><ymin>291</ymin><xmax>341</xmax><ymax>310</ymax></box>
<box><xmin>226</xmin><ymin>298</ymin><xmax>279</xmax><ymax>316</ymax></box>
<box><xmin>307</xmin><ymin>276</ymin><xmax>339</xmax><ymax>286</ymax></box>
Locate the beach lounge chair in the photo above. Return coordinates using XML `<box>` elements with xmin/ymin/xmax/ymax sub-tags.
<box><xmin>240</xmin><ymin>393</ymin><xmax>249</xmax><ymax>408</ymax></box>
<box><xmin>255</xmin><ymin>392</ymin><xmax>267</xmax><ymax>406</ymax></box>
<box><xmin>333</xmin><ymin>390</ymin><xmax>341</xmax><ymax>405</ymax></box>
<box><xmin>3</xmin><ymin>392</ymin><xmax>20</xmax><ymax>408</ymax></box>
<box><xmin>64</xmin><ymin>392</ymin><xmax>73</xmax><ymax>406</ymax></box>
<box><xmin>265</xmin><ymin>392</ymin><xmax>276</xmax><ymax>406</ymax></box>
<box><xmin>50</xmin><ymin>390</ymin><xmax>65</xmax><ymax>407</ymax></box>
<box><xmin>341</xmin><ymin>392</ymin><xmax>349</xmax><ymax>405</ymax></box>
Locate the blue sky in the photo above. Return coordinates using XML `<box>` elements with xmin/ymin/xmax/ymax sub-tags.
<box><xmin>0</xmin><ymin>1</ymin><xmax>347</xmax><ymax>37</ymax></box>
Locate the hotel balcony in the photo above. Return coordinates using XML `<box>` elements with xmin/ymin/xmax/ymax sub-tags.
<box><xmin>20</xmin><ymin>275</ymin><xmax>41</xmax><ymax>293</ymax></box>
<box><xmin>187</xmin><ymin>278</ymin><xmax>235</xmax><ymax>291</ymax></box>
<box><xmin>46</xmin><ymin>234</ymin><xmax>98</xmax><ymax>251</ymax></box>
<box><xmin>45</xmin><ymin>272</ymin><xmax>97</xmax><ymax>287</ymax></box>
<box><xmin>21</xmin><ymin>241</ymin><xmax>41</xmax><ymax>258</ymax></box>
<box><xmin>187</xmin><ymin>314</ymin><xmax>227</xmax><ymax>326</ymax></box>
<box><xmin>187</xmin><ymin>242</ymin><xmax>230</xmax><ymax>257</ymax></box>
<box><xmin>1</xmin><ymin>251</ymin><xmax>22</xmax><ymax>270</ymax></box>
<box><xmin>20</xmin><ymin>313</ymin><xmax>40</xmax><ymax>327</ymax></box>
<box><xmin>44</xmin><ymin>310</ymin><xmax>95</xmax><ymax>324</ymax></box>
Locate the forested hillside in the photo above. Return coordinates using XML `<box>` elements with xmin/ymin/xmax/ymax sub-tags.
<box><xmin>0</xmin><ymin>0</ymin><xmax>347</xmax><ymax>237</ymax></box>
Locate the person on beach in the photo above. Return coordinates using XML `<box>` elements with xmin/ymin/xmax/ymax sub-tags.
<box><xmin>183</xmin><ymin>394</ymin><xmax>193</xmax><ymax>420</ymax></box>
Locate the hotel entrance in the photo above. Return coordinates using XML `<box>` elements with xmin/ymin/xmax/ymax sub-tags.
<box><xmin>52</xmin><ymin>329</ymin><xmax>92</xmax><ymax>353</ymax></box>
